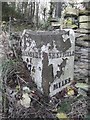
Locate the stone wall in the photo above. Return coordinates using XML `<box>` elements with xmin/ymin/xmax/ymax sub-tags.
<box><xmin>74</xmin><ymin>4</ymin><xmax>89</xmax><ymax>83</ymax></box>
<box><xmin>74</xmin><ymin>4</ymin><xmax>90</xmax><ymax>83</ymax></box>
<box><xmin>74</xmin><ymin>33</ymin><xmax>89</xmax><ymax>83</ymax></box>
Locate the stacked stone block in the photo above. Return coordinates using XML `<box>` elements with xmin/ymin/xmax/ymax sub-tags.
<box><xmin>63</xmin><ymin>6</ymin><xmax>79</xmax><ymax>29</ymax></box>
<box><xmin>74</xmin><ymin>3</ymin><xmax>90</xmax><ymax>83</ymax></box>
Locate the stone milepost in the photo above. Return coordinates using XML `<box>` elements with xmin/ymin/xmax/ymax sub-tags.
<box><xmin>21</xmin><ymin>29</ymin><xmax>75</xmax><ymax>97</ymax></box>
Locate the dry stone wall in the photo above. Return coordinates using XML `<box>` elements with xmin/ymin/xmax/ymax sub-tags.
<box><xmin>74</xmin><ymin>6</ymin><xmax>89</xmax><ymax>83</ymax></box>
<box><xmin>74</xmin><ymin>34</ymin><xmax>89</xmax><ymax>83</ymax></box>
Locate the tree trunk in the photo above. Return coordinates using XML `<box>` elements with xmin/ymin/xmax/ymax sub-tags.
<box><xmin>55</xmin><ymin>2</ymin><xmax>62</xmax><ymax>18</ymax></box>
<box><xmin>36</xmin><ymin>2</ymin><xmax>39</xmax><ymax>29</ymax></box>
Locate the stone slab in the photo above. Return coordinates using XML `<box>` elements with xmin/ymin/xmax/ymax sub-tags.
<box><xmin>76</xmin><ymin>40</ymin><xmax>89</xmax><ymax>47</ymax></box>
<box><xmin>79</xmin><ymin>15</ymin><xmax>90</xmax><ymax>23</ymax></box>
<box><xmin>76</xmin><ymin>35</ymin><xmax>90</xmax><ymax>41</ymax></box>
<box><xmin>51</xmin><ymin>22</ymin><xmax>60</xmax><ymax>27</ymax></box>
<box><xmin>75</xmin><ymin>29</ymin><xmax>90</xmax><ymax>34</ymax></box>
<box><xmin>79</xmin><ymin>10</ymin><xmax>90</xmax><ymax>16</ymax></box>
<box><xmin>80</xmin><ymin>22</ymin><xmax>90</xmax><ymax>29</ymax></box>
<box><xmin>65</xmin><ymin>7</ymin><xmax>78</xmax><ymax>16</ymax></box>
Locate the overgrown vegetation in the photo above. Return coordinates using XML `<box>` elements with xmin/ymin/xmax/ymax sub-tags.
<box><xmin>1</xmin><ymin>1</ymin><xmax>88</xmax><ymax>119</ymax></box>
<box><xmin>57</xmin><ymin>101</ymin><xmax>71</xmax><ymax>114</ymax></box>
<box><xmin>2</xmin><ymin>2</ymin><xmax>56</xmax><ymax>31</ymax></box>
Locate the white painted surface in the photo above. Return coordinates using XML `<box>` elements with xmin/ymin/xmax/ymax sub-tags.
<box><xmin>22</xmin><ymin>29</ymin><xmax>75</xmax><ymax>96</ymax></box>
<box><xmin>20</xmin><ymin>93</ymin><xmax>31</xmax><ymax>108</ymax></box>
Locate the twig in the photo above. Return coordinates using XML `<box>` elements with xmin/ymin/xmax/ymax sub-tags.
<box><xmin>16</xmin><ymin>74</ymin><xmax>28</xmax><ymax>85</ymax></box>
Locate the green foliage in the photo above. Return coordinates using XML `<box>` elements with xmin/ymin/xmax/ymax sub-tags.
<box><xmin>73</xmin><ymin>94</ymin><xmax>83</xmax><ymax>102</ymax></box>
<box><xmin>13</xmin><ymin>24</ymin><xmax>33</xmax><ymax>32</ymax></box>
<box><xmin>86</xmin><ymin>115</ymin><xmax>90</xmax><ymax>120</ymax></box>
<box><xmin>1</xmin><ymin>59</ymin><xmax>18</xmax><ymax>79</ymax></box>
<box><xmin>2</xmin><ymin>2</ymin><xmax>23</xmax><ymax>21</ymax></box>
<box><xmin>40</xmin><ymin>21</ymin><xmax>51</xmax><ymax>30</ymax></box>
<box><xmin>2</xmin><ymin>2</ymin><xmax>56</xmax><ymax>31</ymax></box>
<box><xmin>2</xmin><ymin>2</ymin><xmax>10</xmax><ymax>21</ymax></box>
<box><xmin>57</xmin><ymin>101</ymin><xmax>71</xmax><ymax>113</ymax></box>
